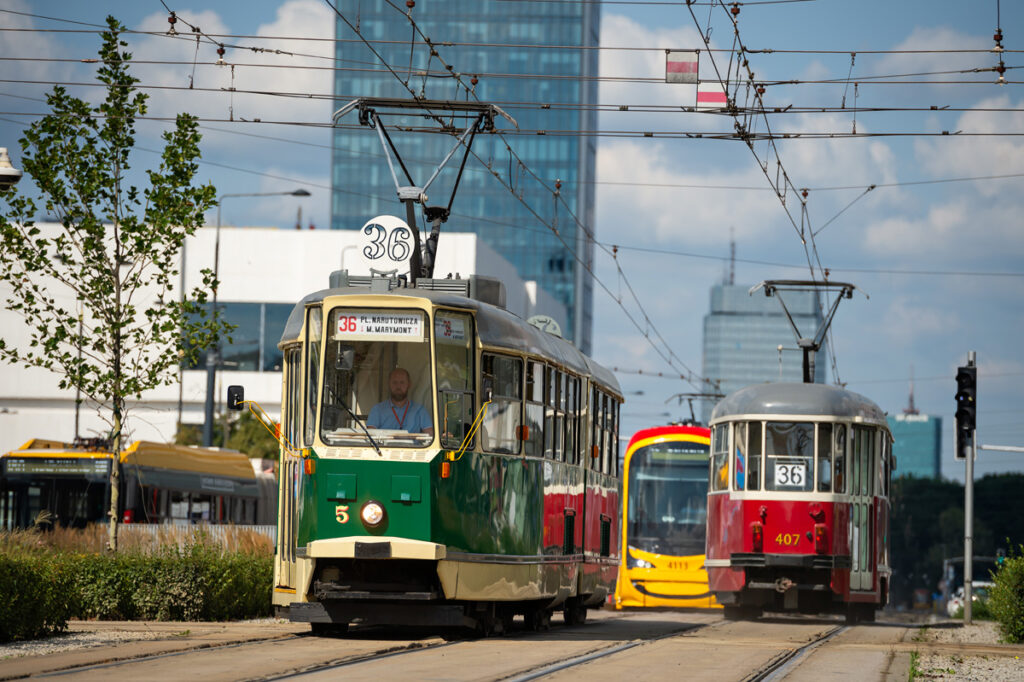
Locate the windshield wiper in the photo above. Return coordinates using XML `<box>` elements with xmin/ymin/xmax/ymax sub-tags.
<box><xmin>325</xmin><ymin>384</ymin><xmax>384</xmax><ymax>457</ymax></box>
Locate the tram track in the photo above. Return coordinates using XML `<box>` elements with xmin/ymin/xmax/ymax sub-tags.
<box><xmin>497</xmin><ymin>624</ymin><xmax>708</xmax><ymax>682</ymax></box>
<box><xmin>17</xmin><ymin>634</ymin><xmax>309</xmax><ymax>680</ymax></box>
<box><xmin>741</xmin><ymin>625</ymin><xmax>848</xmax><ymax>682</ymax></box>
<box><xmin>252</xmin><ymin>613</ymin><xmax>714</xmax><ymax>681</ymax></box>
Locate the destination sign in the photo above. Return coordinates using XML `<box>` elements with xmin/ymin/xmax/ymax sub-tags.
<box><xmin>335</xmin><ymin>311</ymin><xmax>424</xmax><ymax>341</ymax></box>
<box><xmin>2</xmin><ymin>457</ymin><xmax>111</xmax><ymax>478</ymax></box>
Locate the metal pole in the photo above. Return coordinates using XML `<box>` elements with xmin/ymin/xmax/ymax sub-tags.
<box><xmin>202</xmin><ymin>203</ymin><xmax>222</xmax><ymax>447</ymax></box>
<box><xmin>405</xmin><ymin>199</ymin><xmax>422</xmax><ymax>284</ymax></box>
<box><xmin>964</xmin><ymin>350</ymin><xmax>975</xmax><ymax>625</ymax></box>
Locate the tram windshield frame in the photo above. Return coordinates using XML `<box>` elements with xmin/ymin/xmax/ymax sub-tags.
<box><xmin>319</xmin><ymin>307</ymin><xmax>436</xmax><ymax>448</ymax></box>
<box><xmin>715</xmin><ymin>419</ymin><xmax>863</xmax><ymax>494</ymax></box>
<box><xmin>626</xmin><ymin>440</ymin><xmax>710</xmax><ymax>557</ymax></box>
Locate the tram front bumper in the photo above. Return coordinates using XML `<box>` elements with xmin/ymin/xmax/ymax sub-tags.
<box><xmin>729</xmin><ymin>553</ymin><xmax>851</xmax><ymax>570</ymax></box>
<box><xmin>306</xmin><ymin>536</ymin><xmax>446</xmax><ymax>560</ymax></box>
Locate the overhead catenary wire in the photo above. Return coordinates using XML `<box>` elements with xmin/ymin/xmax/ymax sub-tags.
<box><xmin>321</xmin><ymin>0</ymin><xmax>716</xmax><ymax>390</ymax></box>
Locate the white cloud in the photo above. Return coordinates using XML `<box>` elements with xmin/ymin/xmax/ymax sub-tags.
<box><xmin>874</xmin><ymin>26</ymin><xmax>989</xmax><ymax>87</ymax></box>
<box><xmin>126</xmin><ymin>1</ymin><xmax>333</xmax><ymax>138</ymax></box>
<box><xmin>0</xmin><ymin>0</ymin><xmax>73</xmax><ymax>85</ymax></box>
<box><xmin>913</xmin><ymin>94</ymin><xmax>1024</xmax><ymax>196</ymax></box>
<box><xmin>879</xmin><ymin>295</ymin><xmax>954</xmax><ymax>346</ymax></box>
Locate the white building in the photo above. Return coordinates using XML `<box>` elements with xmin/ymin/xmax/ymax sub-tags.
<box><xmin>0</xmin><ymin>224</ymin><xmax>567</xmax><ymax>451</ymax></box>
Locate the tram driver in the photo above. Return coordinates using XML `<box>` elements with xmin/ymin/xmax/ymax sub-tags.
<box><xmin>367</xmin><ymin>367</ymin><xmax>434</xmax><ymax>435</ymax></box>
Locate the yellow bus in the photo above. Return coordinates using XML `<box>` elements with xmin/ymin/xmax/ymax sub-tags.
<box><xmin>0</xmin><ymin>439</ymin><xmax>275</xmax><ymax>529</ymax></box>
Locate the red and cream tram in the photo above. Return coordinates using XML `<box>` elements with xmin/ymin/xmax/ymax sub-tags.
<box><xmin>705</xmin><ymin>383</ymin><xmax>894</xmax><ymax>623</ymax></box>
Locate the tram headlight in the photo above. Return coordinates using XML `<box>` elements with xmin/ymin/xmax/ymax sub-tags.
<box><xmin>360</xmin><ymin>500</ymin><xmax>386</xmax><ymax>528</ymax></box>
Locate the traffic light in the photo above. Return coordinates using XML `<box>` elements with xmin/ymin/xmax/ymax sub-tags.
<box><xmin>954</xmin><ymin>365</ymin><xmax>977</xmax><ymax>461</ymax></box>
<box><xmin>955</xmin><ymin>365</ymin><xmax>977</xmax><ymax>431</ymax></box>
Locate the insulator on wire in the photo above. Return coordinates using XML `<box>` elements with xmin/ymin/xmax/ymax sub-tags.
<box><xmin>167</xmin><ymin>11</ymin><xmax>177</xmax><ymax>35</ymax></box>
<box><xmin>407</xmin><ymin>0</ymin><xmax>415</xmax><ymax>7</ymax></box>
<box><xmin>731</xmin><ymin>3</ymin><xmax>740</xmax><ymax>16</ymax></box>
<box><xmin>217</xmin><ymin>45</ymin><xmax>226</xmax><ymax>66</ymax></box>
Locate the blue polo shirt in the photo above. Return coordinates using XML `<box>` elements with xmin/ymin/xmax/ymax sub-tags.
<box><xmin>367</xmin><ymin>400</ymin><xmax>432</xmax><ymax>432</ymax></box>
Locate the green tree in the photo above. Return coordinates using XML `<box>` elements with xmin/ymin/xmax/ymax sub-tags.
<box><xmin>175</xmin><ymin>411</ymin><xmax>279</xmax><ymax>461</ymax></box>
<box><xmin>0</xmin><ymin>17</ymin><xmax>227</xmax><ymax>550</ymax></box>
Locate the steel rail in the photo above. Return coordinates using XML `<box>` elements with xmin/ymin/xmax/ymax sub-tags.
<box><xmin>34</xmin><ymin>634</ymin><xmax>308</xmax><ymax>678</ymax></box>
<box><xmin>744</xmin><ymin>624</ymin><xmax>848</xmax><ymax>682</ymax></box>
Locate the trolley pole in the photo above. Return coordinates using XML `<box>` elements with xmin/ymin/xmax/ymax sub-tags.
<box><xmin>963</xmin><ymin>350</ymin><xmax>976</xmax><ymax>625</ymax></box>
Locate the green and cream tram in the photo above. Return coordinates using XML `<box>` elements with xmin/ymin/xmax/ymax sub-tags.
<box><xmin>233</xmin><ymin>272</ymin><xmax>622</xmax><ymax>634</ymax></box>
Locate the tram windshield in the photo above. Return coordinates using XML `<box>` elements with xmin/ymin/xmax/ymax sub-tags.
<box><xmin>320</xmin><ymin>308</ymin><xmax>435</xmax><ymax>447</ymax></box>
<box><xmin>627</xmin><ymin>441</ymin><xmax>710</xmax><ymax>557</ymax></box>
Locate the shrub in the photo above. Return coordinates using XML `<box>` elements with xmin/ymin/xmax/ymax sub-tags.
<box><xmin>0</xmin><ymin>526</ymin><xmax>273</xmax><ymax>642</ymax></box>
<box><xmin>0</xmin><ymin>553</ymin><xmax>75</xmax><ymax>642</ymax></box>
<box><xmin>989</xmin><ymin>546</ymin><xmax>1024</xmax><ymax>643</ymax></box>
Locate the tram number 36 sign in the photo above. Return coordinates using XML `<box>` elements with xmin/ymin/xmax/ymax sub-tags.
<box><xmin>774</xmin><ymin>463</ymin><xmax>806</xmax><ymax>487</ymax></box>
<box><xmin>361</xmin><ymin>215</ymin><xmax>412</xmax><ymax>263</ymax></box>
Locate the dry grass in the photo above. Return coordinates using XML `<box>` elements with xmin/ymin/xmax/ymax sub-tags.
<box><xmin>0</xmin><ymin>524</ymin><xmax>273</xmax><ymax>555</ymax></box>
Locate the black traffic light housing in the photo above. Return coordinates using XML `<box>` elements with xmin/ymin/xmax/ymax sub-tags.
<box><xmin>955</xmin><ymin>365</ymin><xmax>977</xmax><ymax>430</ymax></box>
<box><xmin>954</xmin><ymin>365</ymin><xmax>977</xmax><ymax>461</ymax></box>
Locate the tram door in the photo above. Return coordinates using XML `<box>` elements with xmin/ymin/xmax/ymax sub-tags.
<box><xmin>275</xmin><ymin>345</ymin><xmax>305</xmax><ymax>592</ymax></box>
<box><xmin>275</xmin><ymin>454</ymin><xmax>301</xmax><ymax>590</ymax></box>
<box><xmin>849</xmin><ymin>426</ymin><xmax>874</xmax><ymax>591</ymax></box>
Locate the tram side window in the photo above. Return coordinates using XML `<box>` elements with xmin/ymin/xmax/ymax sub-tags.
<box><xmin>590</xmin><ymin>386</ymin><xmax>602</xmax><ymax>470</ymax></box>
<box><xmin>303</xmin><ymin>307</ymin><xmax>323</xmax><ymax>446</ymax></box>
<box><xmin>816</xmin><ymin>423</ymin><xmax>832</xmax><ymax>492</ymax></box>
<box><xmin>765</xmin><ymin>422</ymin><xmax>815</xmax><ymax>492</ymax></box>
<box><xmin>833</xmin><ymin>424</ymin><xmax>847</xmax><ymax>493</ymax></box>
<box><xmin>481</xmin><ymin>354</ymin><xmax>523</xmax><ymax>455</ymax></box>
<box><xmin>565</xmin><ymin>375</ymin><xmax>579</xmax><ymax>465</ymax></box>
<box><xmin>523</xmin><ymin>361</ymin><xmax>545</xmax><ymax>457</ymax></box>
<box><xmin>734</xmin><ymin>421</ymin><xmax>762</xmax><ymax>491</ymax></box>
<box><xmin>606</xmin><ymin>395</ymin><xmax>614</xmax><ymax>475</ymax></box>
<box><xmin>284</xmin><ymin>348</ymin><xmax>301</xmax><ymax>447</ymax></box>
<box><xmin>544</xmin><ymin>368</ymin><xmax>565</xmax><ymax>461</ymax></box>
<box><xmin>435</xmin><ymin>311</ymin><xmax>475</xmax><ymax>450</ymax></box>
<box><xmin>710</xmin><ymin>423</ymin><xmax>728</xmax><ymax>491</ymax></box>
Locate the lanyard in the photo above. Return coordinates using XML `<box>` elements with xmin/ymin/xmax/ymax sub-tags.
<box><xmin>391</xmin><ymin>401</ymin><xmax>410</xmax><ymax>429</ymax></box>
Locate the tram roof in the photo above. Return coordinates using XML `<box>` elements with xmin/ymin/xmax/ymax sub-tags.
<box><xmin>279</xmin><ymin>286</ymin><xmax>621</xmax><ymax>396</ymax></box>
<box><xmin>710</xmin><ymin>382</ymin><xmax>888</xmax><ymax>425</ymax></box>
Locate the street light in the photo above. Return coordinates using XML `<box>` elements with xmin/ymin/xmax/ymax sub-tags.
<box><xmin>202</xmin><ymin>188</ymin><xmax>312</xmax><ymax>447</ymax></box>
<box><xmin>0</xmin><ymin>147</ymin><xmax>23</xmax><ymax>190</ymax></box>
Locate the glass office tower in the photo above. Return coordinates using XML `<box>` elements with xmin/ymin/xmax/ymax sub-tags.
<box><xmin>701</xmin><ymin>284</ymin><xmax>827</xmax><ymax>422</ymax></box>
<box><xmin>887</xmin><ymin>414</ymin><xmax>942</xmax><ymax>479</ymax></box>
<box><xmin>331</xmin><ymin>0</ymin><xmax>599</xmax><ymax>353</ymax></box>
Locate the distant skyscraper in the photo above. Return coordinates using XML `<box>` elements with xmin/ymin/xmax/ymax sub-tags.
<box><xmin>701</xmin><ymin>284</ymin><xmax>827</xmax><ymax>422</ymax></box>
<box><xmin>331</xmin><ymin>1</ymin><xmax>599</xmax><ymax>353</ymax></box>
<box><xmin>888</xmin><ymin>414</ymin><xmax>942</xmax><ymax>479</ymax></box>
<box><xmin>887</xmin><ymin>380</ymin><xmax>942</xmax><ymax>479</ymax></box>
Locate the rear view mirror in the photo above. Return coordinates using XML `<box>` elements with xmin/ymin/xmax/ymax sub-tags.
<box><xmin>227</xmin><ymin>385</ymin><xmax>245</xmax><ymax>411</ymax></box>
<box><xmin>335</xmin><ymin>343</ymin><xmax>355</xmax><ymax>371</ymax></box>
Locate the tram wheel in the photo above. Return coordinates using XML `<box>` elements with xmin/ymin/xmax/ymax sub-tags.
<box><xmin>563</xmin><ymin>599</ymin><xmax>588</xmax><ymax>626</ymax></box>
<box><xmin>723</xmin><ymin>605</ymin><xmax>760</xmax><ymax>621</ymax></box>
<box><xmin>846</xmin><ymin>603</ymin><xmax>876</xmax><ymax>624</ymax></box>
<box><xmin>525</xmin><ymin>608</ymin><xmax>552</xmax><ymax>632</ymax></box>
<box><xmin>310</xmin><ymin>622</ymin><xmax>349</xmax><ymax>636</ymax></box>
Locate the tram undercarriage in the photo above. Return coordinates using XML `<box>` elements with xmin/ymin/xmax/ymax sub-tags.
<box><xmin>281</xmin><ymin>555</ymin><xmax>603</xmax><ymax>635</ymax></box>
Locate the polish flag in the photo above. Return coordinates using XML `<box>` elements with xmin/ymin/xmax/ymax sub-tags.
<box><xmin>697</xmin><ymin>81</ymin><xmax>728</xmax><ymax>110</ymax></box>
<box><xmin>666</xmin><ymin>50</ymin><xmax>699</xmax><ymax>84</ymax></box>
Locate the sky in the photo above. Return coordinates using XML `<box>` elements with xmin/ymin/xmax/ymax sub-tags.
<box><xmin>0</xmin><ymin>0</ymin><xmax>1021</xmax><ymax>481</ymax></box>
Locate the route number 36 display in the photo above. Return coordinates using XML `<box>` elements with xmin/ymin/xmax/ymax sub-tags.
<box><xmin>774</xmin><ymin>463</ymin><xmax>806</xmax><ymax>487</ymax></box>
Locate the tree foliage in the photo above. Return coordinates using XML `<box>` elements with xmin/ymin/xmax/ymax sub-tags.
<box><xmin>175</xmin><ymin>410</ymin><xmax>280</xmax><ymax>461</ymax></box>
<box><xmin>889</xmin><ymin>473</ymin><xmax>1024</xmax><ymax>607</ymax></box>
<box><xmin>0</xmin><ymin>17</ymin><xmax>227</xmax><ymax>548</ymax></box>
